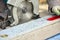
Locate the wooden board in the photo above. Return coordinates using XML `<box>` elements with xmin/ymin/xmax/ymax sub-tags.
<box><xmin>11</xmin><ymin>21</ymin><xmax>60</xmax><ymax>40</ymax></box>
<box><xmin>0</xmin><ymin>15</ymin><xmax>60</xmax><ymax>40</ymax></box>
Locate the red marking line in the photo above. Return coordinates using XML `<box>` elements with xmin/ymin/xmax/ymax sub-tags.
<box><xmin>47</xmin><ymin>16</ymin><xmax>60</xmax><ymax>21</ymax></box>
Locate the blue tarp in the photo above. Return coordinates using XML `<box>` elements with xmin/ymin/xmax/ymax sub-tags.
<box><xmin>46</xmin><ymin>33</ymin><xmax>60</xmax><ymax>40</ymax></box>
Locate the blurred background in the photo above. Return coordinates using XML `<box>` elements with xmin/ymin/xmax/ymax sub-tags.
<box><xmin>39</xmin><ymin>0</ymin><xmax>47</xmax><ymax>4</ymax></box>
<box><xmin>39</xmin><ymin>0</ymin><xmax>49</xmax><ymax>17</ymax></box>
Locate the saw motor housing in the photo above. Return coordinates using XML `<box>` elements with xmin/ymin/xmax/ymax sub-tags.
<box><xmin>7</xmin><ymin>0</ymin><xmax>39</xmax><ymax>26</ymax></box>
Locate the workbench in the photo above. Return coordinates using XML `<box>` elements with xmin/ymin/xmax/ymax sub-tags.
<box><xmin>0</xmin><ymin>4</ymin><xmax>60</xmax><ymax>40</ymax></box>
